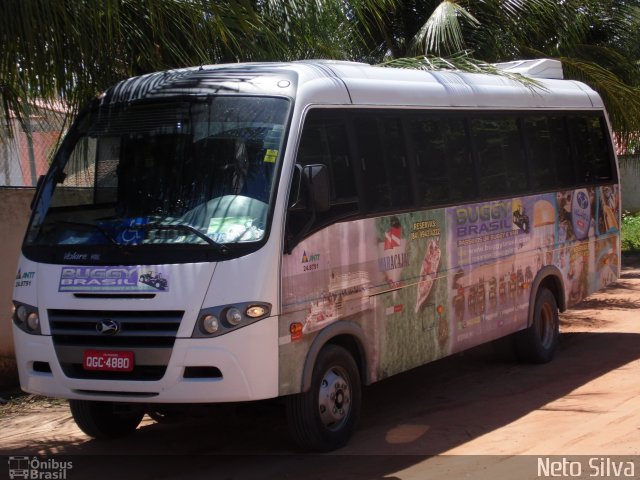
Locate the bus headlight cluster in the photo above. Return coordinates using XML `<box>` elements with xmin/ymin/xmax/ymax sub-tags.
<box><xmin>194</xmin><ymin>302</ymin><xmax>271</xmax><ymax>338</ymax></box>
<box><xmin>12</xmin><ymin>301</ymin><xmax>42</xmax><ymax>335</ymax></box>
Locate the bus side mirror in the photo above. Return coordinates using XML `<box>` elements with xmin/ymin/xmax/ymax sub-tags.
<box><xmin>303</xmin><ymin>164</ymin><xmax>330</xmax><ymax>213</ymax></box>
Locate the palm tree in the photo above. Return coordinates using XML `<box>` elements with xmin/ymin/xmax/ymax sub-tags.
<box><xmin>366</xmin><ymin>0</ymin><xmax>640</xmax><ymax>145</ymax></box>
<box><xmin>1</xmin><ymin>0</ymin><xmax>392</xmax><ymax>132</ymax></box>
<box><xmin>4</xmin><ymin>0</ymin><xmax>640</xmax><ymax>144</ymax></box>
<box><xmin>0</xmin><ymin>0</ymin><xmax>273</xmax><ymax>135</ymax></box>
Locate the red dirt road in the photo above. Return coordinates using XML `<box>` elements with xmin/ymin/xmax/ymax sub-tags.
<box><xmin>1</xmin><ymin>257</ymin><xmax>639</xmax><ymax>479</ymax></box>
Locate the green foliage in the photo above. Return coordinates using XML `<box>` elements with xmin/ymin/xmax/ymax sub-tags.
<box><xmin>0</xmin><ymin>0</ymin><xmax>270</xmax><ymax>135</ymax></box>
<box><xmin>4</xmin><ymin>0</ymin><xmax>640</xmax><ymax>148</ymax></box>
<box><xmin>621</xmin><ymin>211</ymin><xmax>640</xmax><ymax>252</ymax></box>
<box><xmin>364</xmin><ymin>0</ymin><xmax>640</xmax><ymax>140</ymax></box>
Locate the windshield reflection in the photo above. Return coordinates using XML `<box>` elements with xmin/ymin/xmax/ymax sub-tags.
<box><xmin>27</xmin><ymin>96</ymin><xmax>289</xmax><ymax>247</ymax></box>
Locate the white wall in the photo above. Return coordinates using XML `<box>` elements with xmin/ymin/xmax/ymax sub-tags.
<box><xmin>619</xmin><ymin>155</ymin><xmax>640</xmax><ymax>214</ymax></box>
<box><xmin>0</xmin><ymin>188</ymin><xmax>33</xmax><ymax>386</ymax></box>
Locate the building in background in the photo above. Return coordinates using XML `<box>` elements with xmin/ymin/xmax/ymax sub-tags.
<box><xmin>1</xmin><ymin>101</ymin><xmax>68</xmax><ymax>186</ymax></box>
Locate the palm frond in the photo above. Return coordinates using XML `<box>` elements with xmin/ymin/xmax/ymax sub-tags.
<box><xmin>379</xmin><ymin>52</ymin><xmax>545</xmax><ymax>91</ymax></box>
<box><xmin>409</xmin><ymin>1</ymin><xmax>479</xmax><ymax>56</ymax></box>
<box><xmin>560</xmin><ymin>56</ymin><xmax>640</xmax><ymax>143</ymax></box>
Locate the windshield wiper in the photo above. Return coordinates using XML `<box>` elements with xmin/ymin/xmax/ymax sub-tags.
<box><xmin>130</xmin><ymin>223</ymin><xmax>231</xmax><ymax>254</ymax></box>
<box><xmin>47</xmin><ymin>221</ymin><xmax>120</xmax><ymax>247</ymax></box>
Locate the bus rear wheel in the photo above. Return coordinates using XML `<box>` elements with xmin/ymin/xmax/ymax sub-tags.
<box><xmin>69</xmin><ymin>400</ymin><xmax>144</xmax><ymax>439</ymax></box>
<box><xmin>286</xmin><ymin>344</ymin><xmax>361</xmax><ymax>452</ymax></box>
<box><xmin>514</xmin><ymin>287</ymin><xmax>559</xmax><ymax>363</ymax></box>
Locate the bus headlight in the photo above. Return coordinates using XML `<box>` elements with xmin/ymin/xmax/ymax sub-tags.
<box><xmin>26</xmin><ymin>312</ymin><xmax>40</xmax><ymax>332</ymax></box>
<box><xmin>226</xmin><ymin>308</ymin><xmax>243</xmax><ymax>326</ymax></box>
<box><xmin>193</xmin><ymin>302</ymin><xmax>271</xmax><ymax>338</ymax></box>
<box><xmin>201</xmin><ymin>314</ymin><xmax>219</xmax><ymax>334</ymax></box>
<box><xmin>246</xmin><ymin>305</ymin><xmax>268</xmax><ymax>318</ymax></box>
<box><xmin>12</xmin><ymin>301</ymin><xmax>42</xmax><ymax>335</ymax></box>
<box><xmin>15</xmin><ymin>305</ymin><xmax>28</xmax><ymax>323</ymax></box>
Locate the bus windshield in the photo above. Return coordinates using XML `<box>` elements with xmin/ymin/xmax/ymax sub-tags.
<box><xmin>26</xmin><ymin>96</ymin><xmax>289</xmax><ymax>248</ymax></box>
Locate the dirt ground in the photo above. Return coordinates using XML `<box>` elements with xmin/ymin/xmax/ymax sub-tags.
<box><xmin>1</xmin><ymin>256</ymin><xmax>639</xmax><ymax>480</ymax></box>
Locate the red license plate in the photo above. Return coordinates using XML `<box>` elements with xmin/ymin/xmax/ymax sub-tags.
<box><xmin>83</xmin><ymin>350</ymin><xmax>134</xmax><ymax>372</ymax></box>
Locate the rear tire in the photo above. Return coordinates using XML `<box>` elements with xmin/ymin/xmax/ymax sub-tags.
<box><xmin>514</xmin><ymin>288</ymin><xmax>559</xmax><ymax>363</ymax></box>
<box><xmin>286</xmin><ymin>344</ymin><xmax>361</xmax><ymax>452</ymax></box>
<box><xmin>69</xmin><ymin>400</ymin><xmax>144</xmax><ymax>439</ymax></box>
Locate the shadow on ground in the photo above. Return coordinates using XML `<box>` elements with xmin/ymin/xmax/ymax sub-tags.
<box><xmin>3</xmin><ymin>329</ymin><xmax>638</xmax><ymax>480</ymax></box>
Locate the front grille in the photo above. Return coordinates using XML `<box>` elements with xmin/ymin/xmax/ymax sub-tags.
<box><xmin>49</xmin><ymin>309</ymin><xmax>183</xmax><ymax>348</ymax></box>
<box><xmin>49</xmin><ymin>309</ymin><xmax>183</xmax><ymax>381</ymax></box>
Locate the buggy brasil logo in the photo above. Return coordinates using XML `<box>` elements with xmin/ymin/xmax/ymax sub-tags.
<box><xmin>8</xmin><ymin>456</ymin><xmax>72</xmax><ymax>479</ymax></box>
<box><xmin>58</xmin><ymin>266</ymin><xmax>170</xmax><ymax>292</ymax></box>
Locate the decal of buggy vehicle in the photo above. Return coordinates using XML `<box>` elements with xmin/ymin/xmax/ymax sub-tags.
<box><xmin>512</xmin><ymin>199</ymin><xmax>531</xmax><ymax>233</ymax></box>
<box><xmin>138</xmin><ymin>270</ymin><xmax>169</xmax><ymax>290</ymax></box>
<box><xmin>58</xmin><ymin>266</ymin><xmax>170</xmax><ymax>292</ymax></box>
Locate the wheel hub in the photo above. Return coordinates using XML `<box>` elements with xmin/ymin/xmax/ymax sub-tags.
<box><xmin>318</xmin><ymin>368</ymin><xmax>351</xmax><ymax>431</ymax></box>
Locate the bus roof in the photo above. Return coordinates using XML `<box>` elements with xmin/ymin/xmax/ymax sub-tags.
<box><xmin>102</xmin><ymin>60</ymin><xmax>603</xmax><ymax>111</ymax></box>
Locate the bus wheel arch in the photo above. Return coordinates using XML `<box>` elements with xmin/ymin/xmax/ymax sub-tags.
<box><xmin>300</xmin><ymin>321</ymin><xmax>369</xmax><ymax>393</ymax></box>
<box><xmin>527</xmin><ymin>265</ymin><xmax>566</xmax><ymax>329</ymax></box>
<box><xmin>516</xmin><ymin>267</ymin><xmax>564</xmax><ymax>364</ymax></box>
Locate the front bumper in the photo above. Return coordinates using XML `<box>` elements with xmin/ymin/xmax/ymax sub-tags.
<box><xmin>13</xmin><ymin>316</ymin><xmax>279</xmax><ymax>403</ymax></box>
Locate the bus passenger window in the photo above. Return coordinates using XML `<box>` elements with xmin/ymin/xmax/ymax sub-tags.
<box><xmin>472</xmin><ymin>117</ymin><xmax>528</xmax><ymax>197</ymax></box>
<box><xmin>353</xmin><ymin>116</ymin><xmax>390</xmax><ymax>212</ymax></box>
<box><xmin>380</xmin><ymin>117</ymin><xmax>412</xmax><ymax>209</ymax></box>
<box><xmin>522</xmin><ymin>115</ymin><xmax>573</xmax><ymax>191</ymax></box>
<box><xmin>353</xmin><ymin>115</ymin><xmax>412</xmax><ymax>213</ymax></box>
<box><xmin>408</xmin><ymin>116</ymin><xmax>475</xmax><ymax>207</ymax></box>
<box><xmin>569</xmin><ymin>115</ymin><xmax>613</xmax><ymax>183</ymax></box>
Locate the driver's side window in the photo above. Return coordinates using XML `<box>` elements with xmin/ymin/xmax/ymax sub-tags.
<box><xmin>286</xmin><ymin>109</ymin><xmax>359</xmax><ymax>249</ymax></box>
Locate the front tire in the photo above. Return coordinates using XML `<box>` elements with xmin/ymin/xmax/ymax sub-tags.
<box><xmin>514</xmin><ymin>287</ymin><xmax>559</xmax><ymax>363</ymax></box>
<box><xmin>69</xmin><ymin>400</ymin><xmax>144</xmax><ymax>439</ymax></box>
<box><xmin>286</xmin><ymin>344</ymin><xmax>361</xmax><ymax>452</ymax></box>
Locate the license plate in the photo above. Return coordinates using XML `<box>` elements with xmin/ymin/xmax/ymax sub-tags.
<box><xmin>83</xmin><ymin>350</ymin><xmax>134</xmax><ymax>372</ymax></box>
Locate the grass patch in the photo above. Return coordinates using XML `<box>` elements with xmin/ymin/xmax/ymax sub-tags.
<box><xmin>622</xmin><ymin>211</ymin><xmax>640</xmax><ymax>253</ymax></box>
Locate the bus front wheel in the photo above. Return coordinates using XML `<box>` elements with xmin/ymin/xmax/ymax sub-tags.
<box><xmin>514</xmin><ymin>287</ymin><xmax>559</xmax><ymax>363</ymax></box>
<box><xmin>286</xmin><ymin>344</ymin><xmax>361</xmax><ymax>452</ymax></box>
<box><xmin>69</xmin><ymin>400</ymin><xmax>144</xmax><ymax>439</ymax></box>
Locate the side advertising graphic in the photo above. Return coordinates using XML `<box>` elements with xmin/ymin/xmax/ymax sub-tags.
<box><xmin>446</xmin><ymin>196</ymin><xmax>540</xmax><ymax>352</ymax></box>
<box><xmin>279</xmin><ymin>187</ymin><xmax>620</xmax><ymax>395</ymax></box>
<box><xmin>375</xmin><ymin>212</ymin><xmax>447</xmax><ymax>379</ymax></box>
